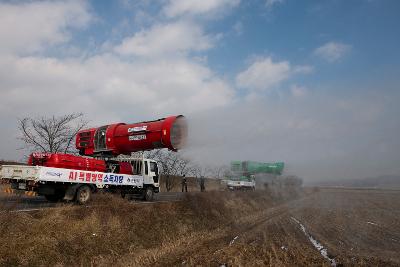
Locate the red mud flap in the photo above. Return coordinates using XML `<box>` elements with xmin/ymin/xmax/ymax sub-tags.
<box><xmin>25</xmin><ymin>191</ymin><xmax>37</xmax><ymax>197</ymax></box>
<box><xmin>3</xmin><ymin>188</ymin><xmax>37</xmax><ymax>197</ymax></box>
<box><xmin>3</xmin><ymin>188</ymin><xmax>14</xmax><ymax>194</ymax></box>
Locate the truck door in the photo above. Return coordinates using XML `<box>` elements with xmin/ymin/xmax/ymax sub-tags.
<box><xmin>141</xmin><ymin>160</ymin><xmax>159</xmax><ymax>188</ymax></box>
<box><xmin>149</xmin><ymin>161</ymin><xmax>159</xmax><ymax>183</ymax></box>
<box><xmin>141</xmin><ymin>160</ymin><xmax>150</xmax><ymax>185</ymax></box>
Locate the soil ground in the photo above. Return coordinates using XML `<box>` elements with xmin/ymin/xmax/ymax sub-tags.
<box><xmin>0</xmin><ymin>187</ymin><xmax>399</xmax><ymax>266</ymax></box>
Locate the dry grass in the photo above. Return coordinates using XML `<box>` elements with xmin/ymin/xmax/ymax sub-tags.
<box><xmin>0</xmin><ymin>190</ymin><xmax>291</xmax><ymax>266</ymax></box>
<box><xmin>0</xmin><ymin>188</ymin><xmax>399</xmax><ymax>266</ymax></box>
<box><xmin>0</xmin><ymin>194</ymin><xmax>181</xmax><ymax>266</ymax></box>
<box><xmin>0</xmin><ymin>184</ymin><xmax>5</xmax><ymax>196</ymax></box>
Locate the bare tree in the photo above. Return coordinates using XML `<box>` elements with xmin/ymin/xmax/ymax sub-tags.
<box><xmin>209</xmin><ymin>165</ymin><xmax>229</xmax><ymax>180</ymax></box>
<box><xmin>190</xmin><ymin>164</ymin><xmax>214</xmax><ymax>178</ymax></box>
<box><xmin>160</xmin><ymin>152</ymin><xmax>179</xmax><ymax>192</ymax></box>
<box><xmin>145</xmin><ymin>149</ymin><xmax>193</xmax><ymax>192</ymax></box>
<box><xmin>18</xmin><ymin>113</ymin><xmax>88</xmax><ymax>154</ymax></box>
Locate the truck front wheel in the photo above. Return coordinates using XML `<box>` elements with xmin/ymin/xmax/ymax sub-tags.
<box><xmin>76</xmin><ymin>185</ymin><xmax>92</xmax><ymax>205</ymax></box>
<box><xmin>143</xmin><ymin>187</ymin><xmax>154</xmax><ymax>201</ymax></box>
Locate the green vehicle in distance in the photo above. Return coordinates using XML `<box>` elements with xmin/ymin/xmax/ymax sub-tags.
<box><xmin>230</xmin><ymin>161</ymin><xmax>284</xmax><ymax>175</ymax></box>
<box><xmin>226</xmin><ymin>161</ymin><xmax>285</xmax><ymax>190</ymax></box>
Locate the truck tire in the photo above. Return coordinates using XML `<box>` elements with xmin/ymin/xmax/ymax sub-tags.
<box><xmin>143</xmin><ymin>187</ymin><xmax>154</xmax><ymax>201</ymax></box>
<box><xmin>76</xmin><ymin>185</ymin><xmax>92</xmax><ymax>205</ymax></box>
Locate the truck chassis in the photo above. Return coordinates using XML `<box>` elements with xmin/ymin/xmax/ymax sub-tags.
<box><xmin>0</xmin><ymin>157</ymin><xmax>159</xmax><ymax>204</ymax></box>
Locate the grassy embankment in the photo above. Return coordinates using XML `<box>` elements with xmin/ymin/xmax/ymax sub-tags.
<box><xmin>0</xmin><ymin>188</ymin><xmax>304</xmax><ymax>266</ymax></box>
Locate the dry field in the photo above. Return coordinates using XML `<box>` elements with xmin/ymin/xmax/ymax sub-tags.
<box><xmin>159</xmin><ymin>176</ymin><xmax>222</xmax><ymax>192</ymax></box>
<box><xmin>0</xmin><ymin>188</ymin><xmax>399</xmax><ymax>266</ymax></box>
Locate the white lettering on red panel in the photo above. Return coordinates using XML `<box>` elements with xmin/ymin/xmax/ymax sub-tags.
<box><xmin>128</xmin><ymin>134</ymin><xmax>146</xmax><ymax>141</ymax></box>
<box><xmin>127</xmin><ymin>126</ymin><xmax>147</xmax><ymax>133</ymax></box>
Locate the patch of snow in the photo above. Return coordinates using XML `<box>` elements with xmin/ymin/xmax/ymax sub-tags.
<box><xmin>281</xmin><ymin>245</ymin><xmax>288</xmax><ymax>251</ymax></box>
<box><xmin>291</xmin><ymin>217</ymin><xmax>337</xmax><ymax>267</ymax></box>
<box><xmin>366</xmin><ymin>221</ymin><xmax>378</xmax><ymax>226</ymax></box>
<box><xmin>213</xmin><ymin>248</ymin><xmax>222</xmax><ymax>255</ymax></box>
<box><xmin>229</xmin><ymin>236</ymin><xmax>239</xmax><ymax>246</ymax></box>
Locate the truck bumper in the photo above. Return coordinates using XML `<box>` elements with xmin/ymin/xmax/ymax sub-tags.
<box><xmin>2</xmin><ymin>187</ymin><xmax>37</xmax><ymax>196</ymax></box>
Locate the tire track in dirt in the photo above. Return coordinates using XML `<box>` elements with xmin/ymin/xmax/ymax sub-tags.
<box><xmin>216</xmin><ymin>195</ymin><xmax>334</xmax><ymax>266</ymax></box>
<box><xmin>155</xmin><ymin>195</ymin><xmax>327</xmax><ymax>266</ymax></box>
<box><xmin>123</xmin><ymin>198</ymin><xmax>304</xmax><ymax>266</ymax></box>
<box><xmin>187</xmin><ymin>190</ymin><xmax>400</xmax><ymax>266</ymax></box>
<box><xmin>288</xmin><ymin>189</ymin><xmax>400</xmax><ymax>266</ymax></box>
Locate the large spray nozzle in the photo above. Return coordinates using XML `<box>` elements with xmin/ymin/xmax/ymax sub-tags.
<box><xmin>76</xmin><ymin>115</ymin><xmax>188</xmax><ymax>156</ymax></box>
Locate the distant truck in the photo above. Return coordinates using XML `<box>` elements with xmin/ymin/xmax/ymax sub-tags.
<box><xmin>226</xmin><ymin>161</ymin><xmax>285</xmax><ymax>191</ymax></box>
<box><xmin>230</xmin><ymin>161</ymin><xmax>284</xmax><ymax>175</ymax></box>
<box><xmin>226</xmin><ymin>176</ymin><xmax>256</xmax><ymax>191</ymax></box>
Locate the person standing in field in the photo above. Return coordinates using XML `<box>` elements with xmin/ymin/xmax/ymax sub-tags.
<box><xmin>200</xmin><ymin>176</ymin><xmax>205</xmax><ymax>192</ymax></box>
<box><xmin>181</xmin><ymin>175</ymin><xmax>188</xmax><ymax>192</ymax></box>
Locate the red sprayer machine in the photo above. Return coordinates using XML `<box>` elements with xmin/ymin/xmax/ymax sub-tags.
<box><xmin>1</xmin><ymin>115</ymin><xmax>188</xmax><ymax>204</ymax></box>
<box><xmin>76</xmin><ymin>115</ymin><xmax>187</xmax><ymax>156</ymax></box>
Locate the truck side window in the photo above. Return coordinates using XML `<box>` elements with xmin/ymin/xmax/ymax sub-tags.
<box><xmin>144</xmin><ymin>161</ymin><xmax>148</xmax><ymax>175</ymax></box>
<box><xmin>131</xmin><ymin>160</ymin><xmax>142</xmax><ymax>175</ymax></box>
<box><xmin>150</xmin><ymin>162</ymin><xmax>157</xmax><ymax>173</ymax></box>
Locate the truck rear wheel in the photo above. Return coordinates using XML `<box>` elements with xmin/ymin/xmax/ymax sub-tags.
<box><xmin>76</xmin><ymin>185</ymin><xmax>92</xmax><ymax>205</ymax></box>
<box><xmin>143</xmin><ymin>187</ymin><xmax>154</xmax><ymax>201</ymax></box>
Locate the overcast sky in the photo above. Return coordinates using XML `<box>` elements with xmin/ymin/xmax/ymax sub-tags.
<box><xmin>0</xmin><ymin>0</ymin><xmax>399</xmax><ymax>182</ymax></box>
